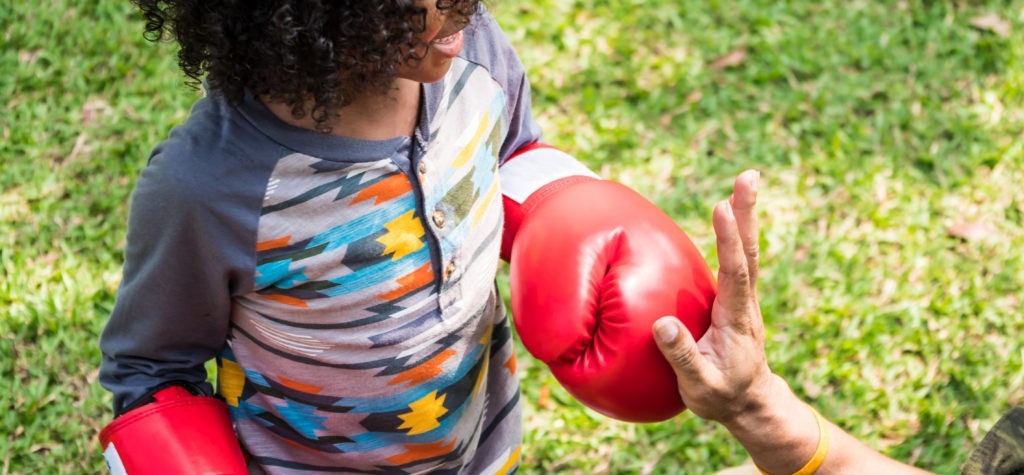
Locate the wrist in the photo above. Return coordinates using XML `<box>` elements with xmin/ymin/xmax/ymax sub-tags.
<box><xmin>721</xmin><ymin>374</ymin><xmax>822</xmax><ymax>474</ymax></box>
<box><xmin>719</xmin><ymin>373</ymin><xmax>790</xmax><ymax>431</ymax></box>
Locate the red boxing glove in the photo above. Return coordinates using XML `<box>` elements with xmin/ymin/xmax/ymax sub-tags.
<box><xmin>502</xmin><ymin>144</ymin><xmax>716</xmax><ymax>422</ymax></box>
<box><xmin>99</xmin><ymin>386</ymin><xmax>248</xmax><ymax>474</ymax></box>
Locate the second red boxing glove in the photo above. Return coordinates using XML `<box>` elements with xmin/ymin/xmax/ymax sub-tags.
<box><xmin>502</xmin><ymin>145</ymin><xmax>717</xmax><ymax>422</ymax></box>
<box><xmin>99</xmin><ymin>385</ymin><xmax>248</xmax><ymax>474</ymax></box>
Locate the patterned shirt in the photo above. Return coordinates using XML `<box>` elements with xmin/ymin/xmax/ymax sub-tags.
<box><xmin>99</xmin><ymin>11</ymin><xmax>542</xmax><ymax>474</ymax></box>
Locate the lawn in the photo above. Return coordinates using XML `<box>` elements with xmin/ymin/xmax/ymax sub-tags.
<box><xmin>3</xmin><ymin>0</ymin><xmax>1023</xmax><ymax>473</ymax></box>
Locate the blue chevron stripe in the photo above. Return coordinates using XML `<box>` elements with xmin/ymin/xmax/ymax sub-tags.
<box><xmin>469</xmin><ymin>143</ymin><xmax>497</xmax><ymax>194</ymax></box>
<box><xmin>275</xmin><ymin>398</ymin><xmax>329</xmax><ymax>439</ymax></box>
<box><xmin>319</xmin><ymin>246</ymin><xmax>431</xmax><ymax>297</ymax></box>
<box><xmin>229</xmin><ymin>399</ymin><xmax>269</xmax><ymax>423</ymax></box>
<box><xmin>254</xmin><ymin>259</ymin><xmax>309</xmax><ymax>289</ymax></box>
<box><xmin>307</xmin><ymin>194</ymin><xmax>417</xmax><ymax>252</ymax></box>
<box><xmin>244</xmin><ymin>368</ymin><xmax>270</xmax><ymax>386</ymax></box>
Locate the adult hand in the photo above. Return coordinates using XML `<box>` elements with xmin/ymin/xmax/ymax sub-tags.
<box><xmin>652</xmin><ymin>169</ymin><xmax>775</xmax><ymax>424</ymax></box>
<box><xmin>651</xmin><ymin>171</ymin><xmax>935</xmax><ymax>475</ymax></box>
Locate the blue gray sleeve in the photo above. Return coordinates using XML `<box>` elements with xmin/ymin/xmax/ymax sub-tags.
<box><xmin>498</xmin><ymin>49</ymin><xmax>543</xmax><ymax>162</ymax></box>
<box><xmin>464</xmin><ymin>9</ymin><xmax>544</xmax><ymax>162</ymax></box>
<box><xmin>98</xmin><ymin>113</ymin><xmax>260</xmax><ymax>414</ymax></box>
<box><xmin>465</xmin><ymin>9</ymin><xmax>599</xmax><ymax>201</ymax></box>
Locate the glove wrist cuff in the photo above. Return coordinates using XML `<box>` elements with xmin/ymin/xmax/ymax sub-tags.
<box><xmin>520</xmin><ymin>175</ymin><xmax>599</xmax><ymax>215</ymax></box>
<box><xmin>99</xmin><ymin>385</ymin><xmax>248</xmax><ymax>474</ymax></box>
<box><xmin>499</xmin><ymin>142</ymin><xmax>598</xmax><ymax>260</ymax></box>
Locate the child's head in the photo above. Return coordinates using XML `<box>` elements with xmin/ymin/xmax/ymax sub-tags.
<box><xmin>134</xmin><ymin>0</ymin><xmax>481</xmax><ymax>128</ymax></box>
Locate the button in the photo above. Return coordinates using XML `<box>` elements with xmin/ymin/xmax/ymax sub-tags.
<box><xmin>443</xmin><ymin>260</ymin><xmax>456</xmax><ymax>280</ymax></box>
<box><xmin>432</xmin><ymin>210</ymin><xmax>446</xmax><ymax>228</ymax></box>
<box><xmin>418</xmin><ymin>161</ymin><xmax>427</xmax><ymax>175</ymax></box>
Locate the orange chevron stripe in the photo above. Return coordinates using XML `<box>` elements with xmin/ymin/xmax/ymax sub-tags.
<box><xmin>277</xmin><ymin>375</ymin><xmax>324</xmax><ymax>395</ymax></box>
<box><xmin>350</xmin><ymin>174</ymin><xmax>412</xmax><ymax>205</ymax></box>
<box><xmin>386</xmin><ymin>439</ymin><xmax>457</xmax><ymax>465</ymax></box>
<box><xmin>504</xmin><ymin>353</ymin><xmax>517</xmax><ymax>376</ymax></box>
<box><xmin>376</xmin><ymin>262</ymin><xmax>434</xmax><ymax>300</ymax></box>
<box><xmin>256</xmin><ymin>235</ymin><xmax>291</xmax><ymax>252</ymax></box>
<box><xmin>281</xmin><ymin>437</ymin><xmax>324</xmax><ymax>454</ymax></box>
<box><xmin>388</xmin><ymin>349</ymin><xmax>456</xmax><ymax>387</ymax></box>
<box><xmin>259</xmin><ymin>293</ymin><xmax>308</xmax><ymax>308</ymax></box>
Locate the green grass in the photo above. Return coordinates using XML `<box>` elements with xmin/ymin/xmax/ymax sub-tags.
<box><xmin>3</xmin><ymin>0</ymin><xmax>1023</xmax><ymax>473</ymax></box>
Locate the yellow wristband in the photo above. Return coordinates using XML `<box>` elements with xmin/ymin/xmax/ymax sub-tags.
<box><xmin>756</xmin><ymin>405</ymin><xmax>830</xmax><ymax>475</ymax></box>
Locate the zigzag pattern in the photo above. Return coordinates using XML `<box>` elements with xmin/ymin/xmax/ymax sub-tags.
<box><xmin>222</xmin><ymin>53</ymin><xmax>522</xmax><ymax>472</ymax></box>
<box><xmin>262</xmin><ymin>161</ymin><xmax>396</xmax><ymax>215</ymax></box>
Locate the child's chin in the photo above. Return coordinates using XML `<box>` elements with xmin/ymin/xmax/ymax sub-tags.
<box><xmin>401</xmin><ymin>61</ymin><xmax>454</xmax><ymax>84</ymax></box>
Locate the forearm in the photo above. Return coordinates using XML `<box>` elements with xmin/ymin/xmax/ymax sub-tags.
<box><xmin>725</xmin><ymin>375</ymin><xmax>931</xmax><ymax>475</ymax></box>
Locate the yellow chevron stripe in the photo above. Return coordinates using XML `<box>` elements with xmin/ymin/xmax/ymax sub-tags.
<box><xmin>218</xmin><ymin>358</ymin><xmax>246</xmax><ymax>407</ymax></box>
<box><xmin>495</xmin><ymin>445</ymin><xmax>522</xmax><ymax>475</ymax></box>
<box><xmin>471</xmin><ymin>177</ymin><xmax>500</xmax><ymax>228</ymax></box>
<box><xmin>451</xmin><ymin>112</ymin><xmax>491</xmax><ymax>168</ymax></box>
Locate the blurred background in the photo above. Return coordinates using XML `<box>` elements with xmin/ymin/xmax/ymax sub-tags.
<box><xmin>2</xmin><ymin>0</ymin><xmax>1023</xmax><ymax>473</ymax></box>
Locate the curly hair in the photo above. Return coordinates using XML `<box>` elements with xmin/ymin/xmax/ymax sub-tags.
<box><xmin>133</xmin><ymin>0</ymin><xmax>481</xmax><ymax>131</ymax></box>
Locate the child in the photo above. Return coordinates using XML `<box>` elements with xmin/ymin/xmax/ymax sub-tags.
<box><xmin>98</xmin><ymin>1</ymin><xmax>716</xmax><ymax>473</ymax></box>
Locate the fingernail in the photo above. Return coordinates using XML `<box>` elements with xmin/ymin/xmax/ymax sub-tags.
<box><xmin>752</xmin><ymin>170</ymin><xmax>760</xmax><ymax>192</ymax></box>
<box><xmin>654</xmin><ymin>318</ymin><xmax>679</xmax><ymax>344</ymax></box>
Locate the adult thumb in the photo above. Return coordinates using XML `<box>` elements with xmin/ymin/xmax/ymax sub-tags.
<box><xmin>653</xmin><ymin>317</ymin><xmax>705</xmax><ymax>382</ymax></box>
